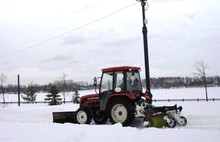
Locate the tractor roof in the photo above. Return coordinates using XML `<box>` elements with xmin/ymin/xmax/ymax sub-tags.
<box><xmin>102</xmin><ymin>66</ymin><xmax>141</xmax><ymax>72</ymax></box>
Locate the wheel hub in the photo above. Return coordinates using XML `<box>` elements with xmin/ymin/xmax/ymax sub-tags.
<box><xmin>118</xmin><ymin>111</ymin><xmax>122</xmax><ymax>116</ymax></box>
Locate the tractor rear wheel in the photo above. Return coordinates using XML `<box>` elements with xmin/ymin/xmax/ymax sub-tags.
<box><xmin>75</xmin><ymin>108</ymin><xmax>92</xmax><ymax>124</ymax></box>
<box><xmin>108</xmin><ymin>99</ymin><xmax>134</xmax><ymax>126</ymax></box>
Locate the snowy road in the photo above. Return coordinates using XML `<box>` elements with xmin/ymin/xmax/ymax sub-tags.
<box><xmin>1</xmin><ymin>87</ymin><xmax>220</xmax><ymax>142</ymax></box>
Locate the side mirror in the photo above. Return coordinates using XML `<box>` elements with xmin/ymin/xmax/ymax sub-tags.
<box><xmin>93</xmin><ymin>77</ymin><xmax>97</xmax><ymax>87</ymax></box>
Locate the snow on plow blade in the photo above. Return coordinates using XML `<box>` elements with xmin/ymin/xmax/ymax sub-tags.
<box><xmin>53</xmin><ymin>111</ymin><xmax>76</xmax><ymax>123</ymax></box>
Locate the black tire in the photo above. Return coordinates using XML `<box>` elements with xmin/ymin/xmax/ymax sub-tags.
<box><xmin>93</xmin><ymin>112</ymin><xmax>108</xmax><ymax>124</ymax></box>
<box><xmin>108</xmin><ymin>99</ymin><xmax>135</xmax><ymax>126</ymax></box>
<box><xmin>166</xmin><ymin>117</ymin><xmax>176</xmax><ymax>128</ymax></box>
<box><xmin>75</xmin><ymin>108</ymin><xmax>92</xmax><ymax>124</ymax></box>
<box><xmin>178</xmin><ymin>116</ymin><xmax>187</xmax><ymax>126</ymax></box>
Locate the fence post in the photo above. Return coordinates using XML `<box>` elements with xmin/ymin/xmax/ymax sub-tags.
<box><xmin>18</xmin><ymin>75</ymin><xmax>20</xmax><ymax>106</ymax></box>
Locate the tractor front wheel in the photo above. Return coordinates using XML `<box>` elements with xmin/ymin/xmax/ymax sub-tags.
<box><xmin>75</xmin><ymin>108</ymin><xmax>92</xmax><ymax>124</ymax></box>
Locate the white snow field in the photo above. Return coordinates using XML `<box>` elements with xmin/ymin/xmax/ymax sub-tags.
<box><xmin>1</xmin><ymin>87</ymin><xmax>220</xmax><ymax>142</ymax></box>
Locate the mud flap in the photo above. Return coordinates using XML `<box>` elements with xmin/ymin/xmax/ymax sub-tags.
<box><xmin>53</xmin><ymin>111</ymin><xmax>76</xmax><ymax>123</ymax></box>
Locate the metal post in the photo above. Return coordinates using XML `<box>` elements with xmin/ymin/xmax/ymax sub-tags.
<box><xmin>137</xmin><ymin>0</ymin><xmax>152</xmax><ymax>103</ymax></box>
<box><xmin>18</xmin><ymin>75</ymin><xmax>20</xmax><ymax>106</ymax></box>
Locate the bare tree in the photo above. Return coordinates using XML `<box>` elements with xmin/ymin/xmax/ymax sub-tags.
<box><xmin>0</xmin><ymin>73</ymin><xmax>7</xmax><ymax>103</ymax></box>
<box><xmin>60</xmin><ymin>72</ymin><xmax>68</xmax><ymax>103</ymax></box>
<box><xmin>193</xmin><ymin>59</ymin><xmax>209</xmax><ymax>101</ymax></box>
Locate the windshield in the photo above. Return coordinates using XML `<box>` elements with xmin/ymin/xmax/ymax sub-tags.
<box><xmin>100</xmin><ymin>70</ymin><xmax>142</xmax><ymax>93</ymax></box>
<box><xmin>100</xmin><ymin>72</ymin><xmax>113</xmax><ymax>93</ymax></box>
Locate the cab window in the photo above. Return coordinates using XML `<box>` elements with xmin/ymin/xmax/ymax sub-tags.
<box><xmin>126</xmin><ymin>71</ymin><xmax>142</xmax><ymax>92</ymax></box>
<box><xmin>100</xmin><ymin>72</ymin><xmax>113</xmax><ymax>93</ymax></box>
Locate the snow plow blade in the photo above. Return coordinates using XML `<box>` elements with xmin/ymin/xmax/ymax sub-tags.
<box><xmin>151</xmin><ymin>104</ymin><xmax>182</xmax><ymax>113</ymax></box>
<box><xmin>53</xmin><ymin>111</ymin><xmax>76</xmax><ymax>123</ymax></box>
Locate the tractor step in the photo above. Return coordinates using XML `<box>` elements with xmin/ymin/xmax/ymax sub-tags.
<box><xmin>53</xmin><ymin>111</ymin><xmax>76</xmax><ymax>123</ymax></box>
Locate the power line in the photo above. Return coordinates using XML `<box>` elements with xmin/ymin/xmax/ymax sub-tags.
<box><xmin>0</xmin><ymin>2</ymin><xmax>138</xmax><ymax>59</ymax></box>
<box><xmin>0</xmin><ymin>0</ymin><xmax>182</xmax><ymax>59</ymax></box>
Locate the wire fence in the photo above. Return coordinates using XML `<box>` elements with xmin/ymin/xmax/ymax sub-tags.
<box><xmin>152</xmin><ymin>98</ymin><xmax>220</xmax><ymax>102</ymax></box>
<box><xmin>0</xmin><ymin>101</ymin><xmax>76</xmax><ymax>104</ymax></box>
<box><xmin>1</xmin><ymin>98</ymin><xmax>220</xmax><ymax>104</ymax></box>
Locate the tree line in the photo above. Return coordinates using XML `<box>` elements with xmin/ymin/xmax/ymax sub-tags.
<box><xmin>1</xmin><ymin>75</ymin><xmax>220</xmax><ymax>104</ymax></box>
<box><xmin>1</xmin><ymin>76</ymin><xmax>219</xmax><ymax>94</ymax></box>
<box><xmin>142</xmin><ymin>76</ymin><xmax>220</xmax><ymax>89</ymax></box>
<box><xmin>2</xmin><ymin>80</ymin><xmax>94</xmax><ymax>94</ymax></box>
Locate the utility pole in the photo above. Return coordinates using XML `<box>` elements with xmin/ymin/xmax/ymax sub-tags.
<box><xmin>136</xmin><ymin>0</ymin><xmax>152</xmax><ymax>103</ymax></box>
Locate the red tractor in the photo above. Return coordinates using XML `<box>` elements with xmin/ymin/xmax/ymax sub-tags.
<box><xmin>76</xmin><ymin>66</ymin><xmax>150</xmax><ymax>126</ymax></box>
<box><xmin>53</xmin><ymin>66</ymin><xmax>187</xmax><ymax>127</ymax></box>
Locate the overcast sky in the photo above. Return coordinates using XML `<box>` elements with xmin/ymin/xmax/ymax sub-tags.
<box><xmin>0</xmin><ymin>0</ymin><xmax>220</xmax><ymax>85</ymax></box>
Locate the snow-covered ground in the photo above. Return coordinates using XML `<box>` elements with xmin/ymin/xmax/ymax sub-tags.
<box><xmin>1</xmin><ymin>87</ymin><xmax>220</xmax><ymax>142</ymax></box>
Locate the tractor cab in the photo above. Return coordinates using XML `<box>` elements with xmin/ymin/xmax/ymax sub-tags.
<box><xmin>94</xmin><ymin>66</ymin><xmax>146</xmax><ymax>111</ymax></box>
<box><xmin>98</xmin><ymin>66</ymin><xmax>142</xmax><ymax>94</ymax></box>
